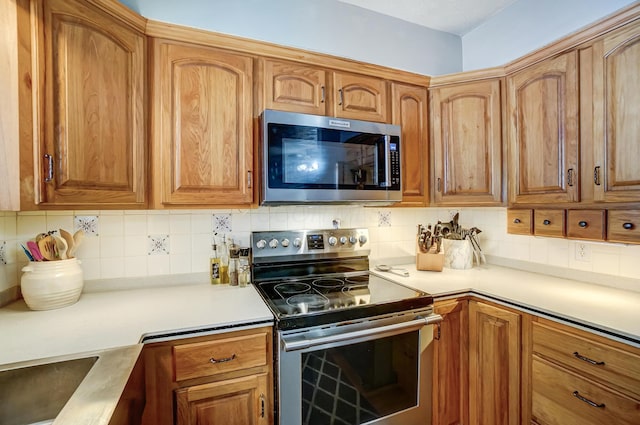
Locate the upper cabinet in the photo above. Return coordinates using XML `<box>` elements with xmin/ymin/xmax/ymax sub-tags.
<box><xmin>25</xmin><ymin>0</ymin><xmax>147</xmax><ymax>209</ymax></box>
<box><xmin>333</xmin><ymin>72</ymin><xmax>388</xmax><ymax>122</ymax></box>
<box><xmin>507</xmin><ymin>51</ymin><xmax>580</xmax><ymax>205</ymax></box>
<box><xmin>430</xmin><ymin>77</ymin><xmax>503</xmax><ymax>206</ymax></box>
<box><xmin>391</xmin><ymin>83</ymin><xmax>429</xmax><ymax>206</ymax></box>
<box><xmin>580</xmin><ymin>20</ymin><xmax>640</xmax><ymax>203</ymax></box>
<box><xmin>262</xmin><ymin>59</ymin><xmax>327</xmax><ymax>116</ymax></box>
<box><xmin>150</xmin><ymin>39</ymin><xmax>254</xmax><ymax>207</ymax></box>
<box><xmin>260</xmin><ymin>59</ymin><xmax>389</xmax><ymax>123</ymax></box>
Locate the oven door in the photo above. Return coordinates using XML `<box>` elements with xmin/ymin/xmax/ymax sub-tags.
<box><xmin>277</xmin><ymin>311</ymin><xmax>442</xmax><ymax>425</ymax></box>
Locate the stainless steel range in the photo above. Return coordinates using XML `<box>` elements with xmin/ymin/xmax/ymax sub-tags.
<box><xmin>251</xmin><ymin>228</ymin><xmax>442</xmax><ymax>425</ymax></box>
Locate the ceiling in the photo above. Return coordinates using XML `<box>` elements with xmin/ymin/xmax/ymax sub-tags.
<box><xmin>336</xmin><ymin>0</ymin><xmax>519</xmax><ymax>35</ymax></box>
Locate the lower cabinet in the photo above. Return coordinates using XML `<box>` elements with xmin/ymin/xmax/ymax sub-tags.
<box><xmin>432</xmin><ymin>298</ymin><xmax>469</xmax><ymax>425</ymax></box>
<box><xmin>141</xmin><ymin>326</ymin><xmax>273</xmax><ymax>425</ymax></box>
<box><xmin>468</xmin><ymin>300</ymin><xmax>521</xmax><ymax>425</ymax></box>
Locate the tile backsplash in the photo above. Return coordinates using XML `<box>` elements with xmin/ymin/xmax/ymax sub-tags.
<box><xmin>1</xmin><ymin>207</ymin><xmax>639</xmax><ymax>301</ymax></box>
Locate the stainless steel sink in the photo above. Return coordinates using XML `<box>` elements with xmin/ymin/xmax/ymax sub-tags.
<box><xmin>0</xmin><ymin>356</ymin><xmax>98</xmax><ymax>425</ymax></box>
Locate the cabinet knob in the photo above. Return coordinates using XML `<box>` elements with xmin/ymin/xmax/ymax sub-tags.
<box><xmin>513</xmin><ymin>218</ymin><xmax>521</xmax><ymax>224</ymax></box>
<box><xmin>543</xmin><ymin>219</ymin><xmax>551</xmax><ymax>225</ymax></box>
<box><xmin>623</xmin><ymin>222</ymin><xmax>634</xmax><ymax>230</ymax></box>
<box><xmin>578</xmin><ymin>221</ymin><xmax>588</xmax><ymax>228</ymax></box>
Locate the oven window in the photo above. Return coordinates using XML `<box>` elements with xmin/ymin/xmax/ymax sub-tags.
<box><xmin>301</xmin><ymin>331</ymin><xmax>418</xmax><ymax>425</ymax></box>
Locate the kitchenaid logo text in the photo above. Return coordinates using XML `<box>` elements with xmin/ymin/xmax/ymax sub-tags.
<box><xmin>328</xmin><ymin>119</ymin><xmax>351</xmax><ymax>128</ymax></box>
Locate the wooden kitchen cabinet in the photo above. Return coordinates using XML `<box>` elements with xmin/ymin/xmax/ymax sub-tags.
<box><xmin>580</xmin><ymin>20</ymin><xmax>640</xmax><ymax>203</ymax></box>
<box><xmin>23</xmin><ymin>0</ymin><xmax>147</xmax><ymax>209</ymax></box>
<box><xmin>469</xmin><ymin>300</ymin><xmax>521</xmax><ymax>425</ymax></box>
<box><xmin>523</xmin><ymin>316</ymin><xmax>640</xmax><ymax>425</ymax></box>
<box><xmin>432</xmin><ymin>298</ymin><xmax>469</xmax><ymax>425</ymax></box>
<box><xmin>533</xmin><ymin>209</ymin><xmax>566</xmax><ymax>238</ymax></box>
<box><xmin>142</xmin><ymin>326</ymin><xmax>273</xmax><ymax>425</ymax></box>
<box><xmin>430</xmin><ymin>77</ymin><xmax>503</xmax><ymax>205</ymax></box>
<box><xmin>507</xmin><ymin>209</ymin><xmax>533</xmax><ymax>235</ymax></box>
<box><xmin>391</xmin><ymin>83</ymin><xmax>430</xmax><ymax>206</ymax></box>
<box><xmin>507</xmin><ymin>51</ymin><xmax>579</xmax><ymax>205</ymax></box>
<box><xmin>261</xmin><ymin>59</ymin><xmax>328</xmax><ymax>116</ymax></box>
<box><xmin>151</xmin><ymin>38</ymin><xmax>254</xmax><ymax>207</ymax></box>
<box><xmin>566</xmin><ymin>209</ymin><xmax>606</xmax><ymax>241</ymax></box>
<box><xmin>333</xmin><ymin>71</ymin><xmax>388</xmax><ymax>122</ymax></box>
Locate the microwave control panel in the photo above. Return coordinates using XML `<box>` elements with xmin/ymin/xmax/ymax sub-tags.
<box><xmin>389</xmin><ymin>141</ymin><xmax>401</xmax><ymax>189</ymax></box>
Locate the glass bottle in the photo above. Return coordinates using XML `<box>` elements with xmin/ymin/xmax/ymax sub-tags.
<box><xmin>219</xmin><ymin>236</ymin><xmax>229</xmax><ymax>284</ymax></box>
<box><xmin>228</xmin><ymin>239</ymin><xmax>240</xmax><ymax>286</ymax></box>
<box><xmin>209</xmin><ymin>243</ymin><xmax>221</xmax><ymax>285</ymax></box>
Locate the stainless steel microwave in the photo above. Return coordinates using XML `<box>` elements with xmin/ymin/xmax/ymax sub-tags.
<box><xmin>260</xmin><ymin>110</ymin><xmax>402</xmax><ymax>205</ymax></box>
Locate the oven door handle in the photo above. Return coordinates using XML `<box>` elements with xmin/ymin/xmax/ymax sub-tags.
<box><xmin>281</xmin><ymin>314</ymin><xmax>443</xmax><ymax>352</ymax></box>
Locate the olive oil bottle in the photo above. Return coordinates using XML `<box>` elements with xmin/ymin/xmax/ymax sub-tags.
<box><xmin>210</xmin><ymin>243</ymin><xmax>221</xmax><ymax>284</ymax></box>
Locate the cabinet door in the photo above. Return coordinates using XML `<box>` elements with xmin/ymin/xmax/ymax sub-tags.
<box><xmin>35</xmin><ymin>0</ymin><xmax>146</xmax><ymax>208</ymax></box>
<box><xmin>433</xmin><ymin>299</ymin><xmax>469</xmax><ymax>425</ymax></box>
<box><xmin>391</xmin><ymin>83</ymin><xmax>429</xmax><ymax>206</ymax></box>
<box><xmin>586</xmin><ymin>21</ymin><xmax>640</xmax><ymax>202</ymax></box>
<box><xmin>263</xmin><ymin>59</ymin><xmax>327</xmax><ymax>115</ymax></box>
<box><xmin>507</xmin><ymin>52</ymin><xmax>579</xmax><ymax>204</ymax></box>
<box><xmin>175</xmin><ymin>373</ymin><xmax>269</xmax><ymax>425</ymax></box>
<box><xmin>431</xmin><ymin>79</ymin><xmax>503</xmax><ymax>205</ymax></box>
<box><xmin>333</xmin><ymin>72</ymin><xmax>388</xmax><ymax>122</ymax></box>
<box><xmin>469</xmin><ymin>300</ymin><xmax>521</xmax><ymax>425</ymax></box>
<box><xmin>152</xmin><ymin>39</ymin><xmax>253</xmax><ymax>206</ymax></box>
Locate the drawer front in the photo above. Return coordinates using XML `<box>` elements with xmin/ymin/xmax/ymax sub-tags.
<box><xmin>173</xmin><ymin>332</ymin><xmax>268</xmax><ymax>381</ymax></box>
<box><xmin>532</xmin><ymin>322</ymin><xmax>640</xmax><ymax>399</ymax></box>
<box><xmin>532</xmin><ymin>357</ymin><xmax>640</xmax><ymax>425</ymax></box>
<box><xmin>534</xmin><ymin>209</ymin><xmax>566</xmax><ymax>237</ymax></box>
<box><xmin>566</xmin><ymin>210</ymin><xmax>606</xmax><ymax>241</ymax></box>
<box><xmin>507</xmin><ymin>209</ymin><xmax>533</xmax><ymax>235</ymax></box>
<box><xmin>607</xmin><ymin>210</ymin><xmax>640</xmax><ymax>244</ymax></box>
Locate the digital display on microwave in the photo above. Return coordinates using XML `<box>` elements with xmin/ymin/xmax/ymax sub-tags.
<box><xmin>390</xmin><ymin>142</ymin><xmax>397</xmax><ymax>151</ymax></box>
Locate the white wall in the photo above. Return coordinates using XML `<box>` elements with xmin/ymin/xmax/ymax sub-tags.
<box><xmin>462</xmin><ymin>0</ymin><xmax>637</xmax><ymax>70</ymax></box>
<box><xmin>117</xmin><ymin>0</ymin><xmax>462</xmax><ymax>75</ymax></box>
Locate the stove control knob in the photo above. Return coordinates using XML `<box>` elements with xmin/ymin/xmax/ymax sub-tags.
<box><xmin>293</xmin><ymin>238</ymin><xmax>302</xmax><ymax>248</ymax></box>
<box><xmin>349</xmin><ymin>235</ymin><xmax>357</xmax><ymax>244</ymax></box>
<box><xmin>255</xmin><ymin>239</ymin><xmax>267</xmax><ymax>249</ymax></box>
<box><xmin>281</xmin><ymin>238</ymin><xmax>290</xmax><ymax>248</ymax></box>
<box><xmin>269</xmin><ymin>238</ymin><xmax>279</xmax><ymax>249</ymax></box>
<box><xmin>328</xmin><ymin>236</ymin><xmax>338</xmax><ymax>246</ymax></box>
<box><xmin>359</xmin><ymin>234</ymin><xmax>368</xmax><ymax>244</ymax></box>
<box><xmin>339</xmin><ymin>236</ymin><xmax>347</xmax><ymax>245</ymax></box>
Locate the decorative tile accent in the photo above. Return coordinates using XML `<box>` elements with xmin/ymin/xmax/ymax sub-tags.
<box><xmin>74</xmin><ymin>215</ymin><xmax>99</xmax><ymax>236</ymax></box>
<box><xmin>148</xmin><ymin>234</ymin><xmax>170</xmax><ymax>255</ymax></box>
<box><xmin>377</xmin><ymin>211</ymin><xmax>391</xmax><ymax>227</ymax></box>
<box><xmin>212</xmin><ymin>213</ymin><xmax>232</xmax><ymax>234</ymax></box>
<box><xmin>0</xmin><ymin>241</ymin><xmax>6</xmax><ymax>265</ymax></box>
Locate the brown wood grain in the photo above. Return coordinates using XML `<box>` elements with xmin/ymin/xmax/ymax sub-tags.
<box><xmin>333</xmin><ymin>72</ymin><xmax>388</xmax><ymax>122</ymax></box>
<box><xmin>263</xmin><ymin>59</ymin><xmax>327</xmax><ymax>115</ymax></box>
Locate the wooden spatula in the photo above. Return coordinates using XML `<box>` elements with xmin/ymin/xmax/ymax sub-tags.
<box><xmin>37</xmin><ymin>235</ymin><xmax>57</xmax><ymax>261</ymax></box>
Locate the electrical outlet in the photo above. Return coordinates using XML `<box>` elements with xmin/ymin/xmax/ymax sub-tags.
<box><xmin>575</xmin><ymin>243</ymin><xmax>591</xmax><ymax>262</ymax></box>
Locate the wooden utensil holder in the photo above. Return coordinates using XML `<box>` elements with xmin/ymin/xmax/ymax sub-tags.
<box><xmin>416</xmin><ymin>240</ymin><xmax>444</xmax><ymax>272</ymax></box>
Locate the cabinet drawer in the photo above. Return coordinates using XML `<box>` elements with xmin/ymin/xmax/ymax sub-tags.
<box><xmin>173</xmin><ymin>332</ymin><xmax>268</xmax><ymax>381</ymax></box>
<box><xmin>532</xmin><ymin>321</ymin><xmax>640</xmax><ymax>399</ymax></box>
<box><xmin>507</xmin><ymin>209</ymin><xmax>533</xmax><ymax>235</ymax></box>
<box><xmin>532</xmin><ymin>357</ymin><xmax>640</xmax><ymax>425</ymax></box>
<box><xmin>607</xmin><ymin>210</ymin><xmax>640</xmax><ymax>244</ymax></box>
<box><xmin>566</xmin><ymin>210</ymin><xmax>606</xmax><ymax>241</ymax></box>
<box><xmin>534</xmin><ymin>209</ymin><xmax>566</xmax><ymax>237</ymax></box>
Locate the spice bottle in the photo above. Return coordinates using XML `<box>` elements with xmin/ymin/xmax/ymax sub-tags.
<box><xmin>228</xmin><ymin>239</ymin><xmax>240</xmax><ymax>286</ymax></box>
<box><xmin>209</xmin><ymin>243</ymin><xmax>221</xmax><ymax>285</ymax></box>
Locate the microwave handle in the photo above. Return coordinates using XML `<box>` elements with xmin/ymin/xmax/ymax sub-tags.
<box><xmin>383</xmin><ymin>135</ymin><xmax>391</xmax><ymax>188</ymax></box>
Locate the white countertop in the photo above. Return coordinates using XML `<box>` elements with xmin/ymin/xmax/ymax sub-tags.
<box><xmin>0</xmin><ymin>278</ymin><xmax>274</xmax><ymax>365</ymax></box>
<box><xmin>372</xmin><ymin>262</ymin><xmax>640</xmax><ymax>346</ymax></box>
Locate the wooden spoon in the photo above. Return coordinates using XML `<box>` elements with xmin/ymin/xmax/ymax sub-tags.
<box><xmin>53</xmin><ymin>235</ymin><xmax>68</xmax><ymax>259</ymax></box>
<box><xmin>70</xmin><ymin>229</ymin><xmax>85</xmax><ymax>258</ymax></box>
<box><xmin>59</xmin><ymin>229</ymin><xmax>75</xmax><ymax>258</ymax></box>
<box><xmin>37</xmin><ymin>236</ymin><xmax>57</xmax><ymax>261</ymax></box>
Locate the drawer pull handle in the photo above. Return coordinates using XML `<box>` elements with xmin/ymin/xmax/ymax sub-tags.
<box><xmin>573</xmin><ymin>351</ymin><xmax>605</xmax><ymax>366</ymax></box>
<box><xmin>578</xmin><ymin>221</ymin><xmax>588</xmax><ymax>228</ymax></box>
<box><xmin>567</xmin><ymin>168</ymin><xmax>574</xmax><ymax>187</ymax></box>
<box><xmin>260</xmin><ymin>393</ymin><xmax>265</xmax><ymax>418</ymax></box>
<box><xmin>513</xmin><ymin>218</ymin><xmax>521</xmax><ymax>224</ymax></box>
<box><xmin>623</xmin><ymin>222</ymin><xmax>634</xmax><ymax>230</ymax></box>
<box><xmin>594</xmin><ymin>166</ymin><xmax>601</xmax><ymax>186</ymax></box>
<box><xmin>543</xmin><ymin>219</ymin><xmax>551</xmax><ymax>225</ymax></box>
<box><xmin>209</xmin><ymin>353</ymin><xmax>237</xmax><ymax>364</ymax></box>
<box><xmin>572</xmin><ymin>391</ymin><xmax>605</xmax><ymax>409</ymax></box>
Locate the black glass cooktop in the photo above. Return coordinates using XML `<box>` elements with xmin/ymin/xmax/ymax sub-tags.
<box><xmin>254</xmin><ymin>272</ymin><xmax>433</xmax><ymax>331</ymax></box>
